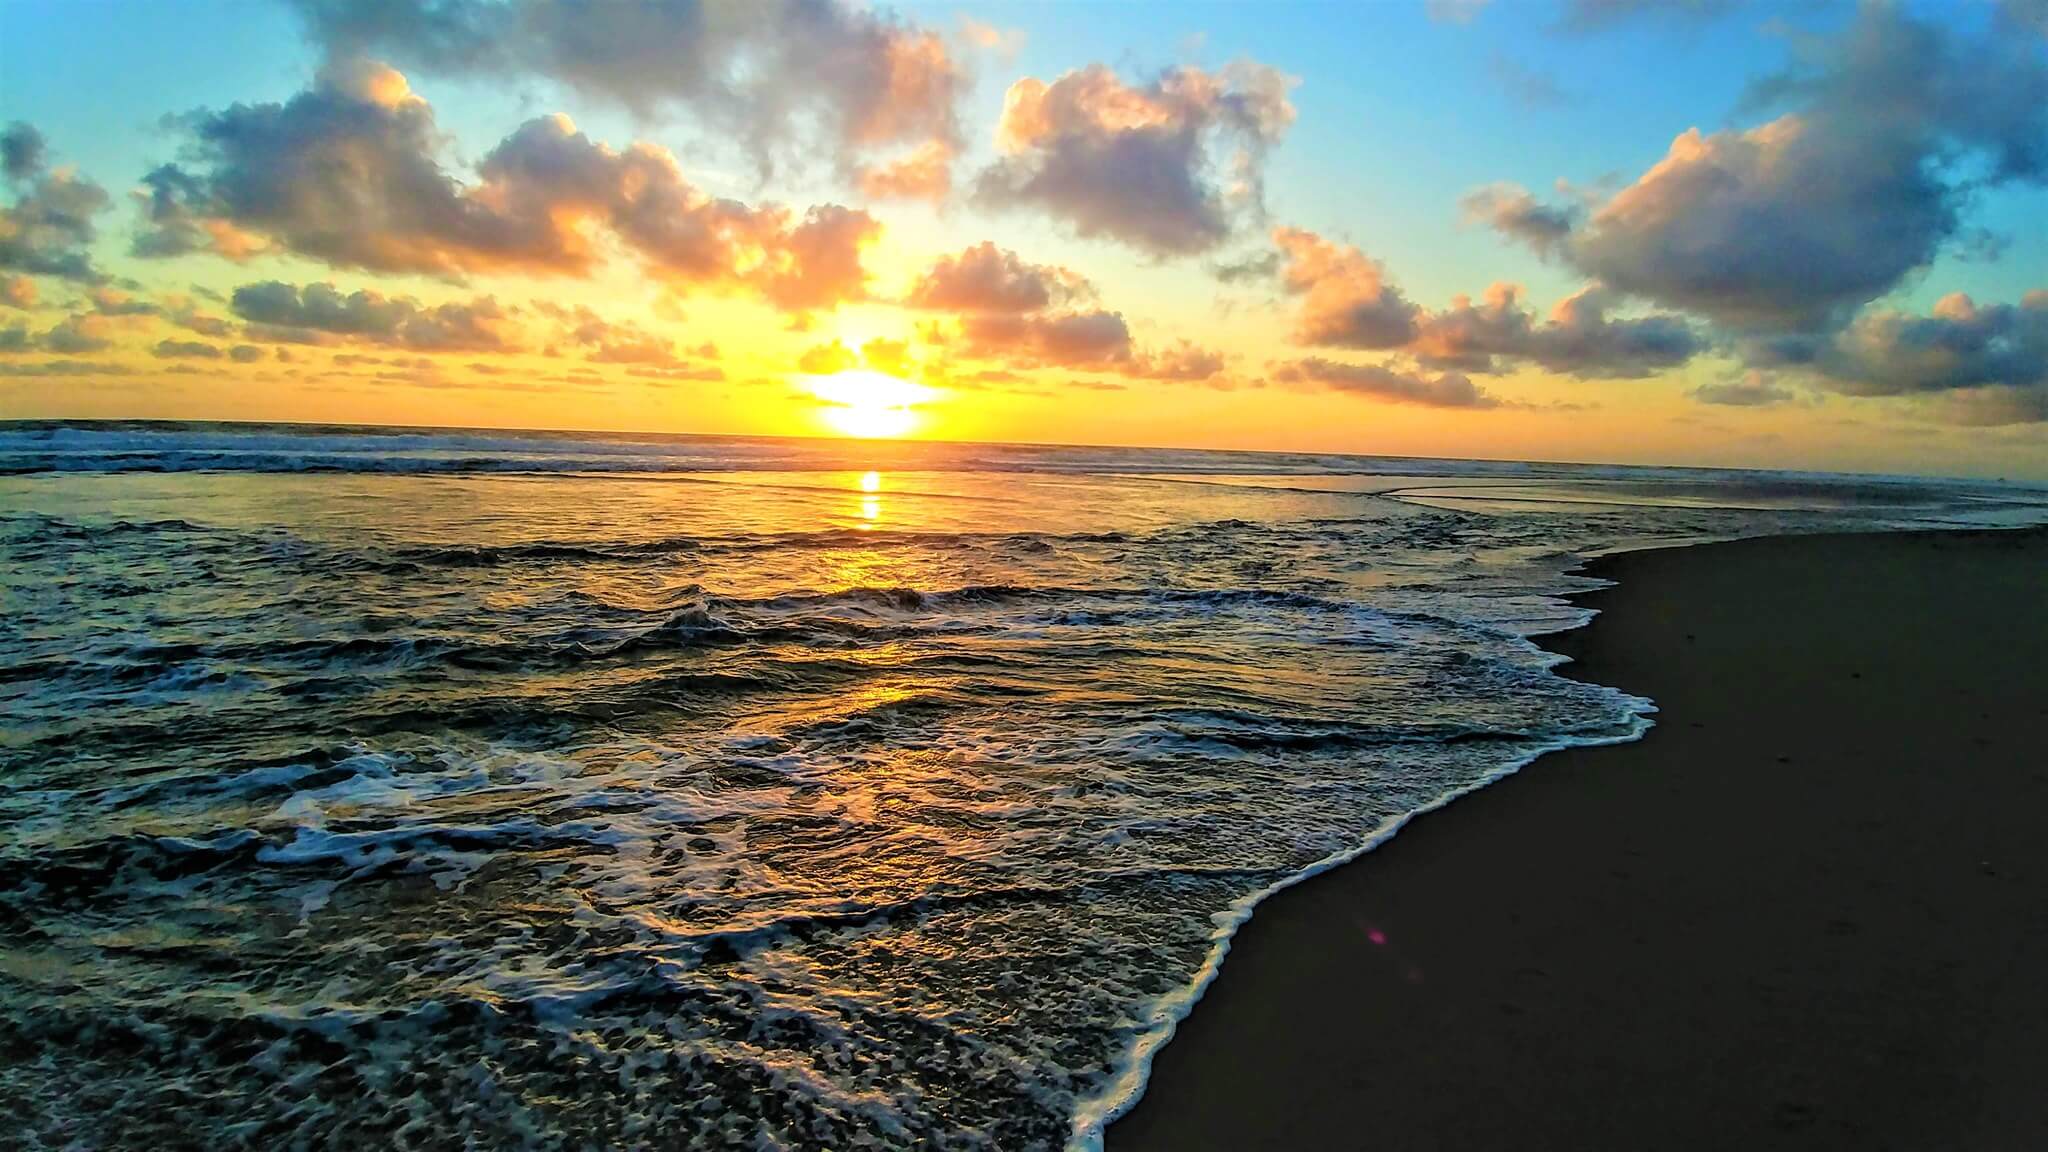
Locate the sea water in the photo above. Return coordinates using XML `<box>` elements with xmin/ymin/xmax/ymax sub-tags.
<box><xmin>3</xmin><ymin>422</ymin><xmax>2042</xmax><ymax>1149</ymax></box>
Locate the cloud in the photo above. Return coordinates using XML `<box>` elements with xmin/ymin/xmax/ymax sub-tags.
<box><xmin>135</xmin><ymin>62</ymin><xmax>559</xmax><ymax>274</ymax></box>
<box><xmin>40</xmin><ymin>314</ymin><xmax>116</xmax><ymax>355</ymax></box>
<box><xmin>1758</xmin><ymin>291</ymin><xmax>2047</xmax><ymax>398</ymax></box>
<box><xmin>530</xmin><ymin>301</ymin><xmax>717</xmax><ymax>369</ymax></box>
<box><xmin>862</xmin><ymin>338</ymin><xmax>914</xmax><ymax>377</ymax></box>
<box><xmin>129</xmin><ymin>164</ymin><xmax>269</xmax><ymax>260</ymax></box>
<box><xmin>153</xmin><ymin>339</ymin><xmax>225</xmax><ymax>359</ymax></box>
<box><xmin>88</xmin><ymin>287</ymin><xmax>160</xmax><ymax>317</ymax></box>
<box><xmin>1274</xmin><ymin>357</ymin><xmax>1504</xmax><ymax>408</ymax></box>
<box><xmin>796</xmin><ymin>339</ymin><xmax>859</xmax><ymax>375</ymax></box>
<box><xmin>1209</xmin><ymin>248</ymin><xmax>1281</xmax><ymax>285</ymax></box>
<box><xmin>960</xmin><ymin>309</ymin><xmax>1133</xmax><ymax>367</ymax></box>
<box><xmin>907</xmin><ymin>240</ymin><xmax>1223</xmax><ymax>379</ymax></box>
<box><xmin>1739</xmin><ymin>289</ymin><xmax>2048</xmax><ymax>425</ymax></box>
<box><xmin>906</xmin><ymin>241</ymin><xmax>1089</xmax><ymax>313</ymax></box>
<box><xmin>793</xmin><ymin>337</ymin><xmax>913</xmax><ymax>378</ymax></box>
<box><xmin>481</xmin><ymin>111</ymin><xmax>871</xmax><ymax>294</ymax></box>
<box><xmin>619</xmin><ymin>363</ymin><xmax>725</xmax><ymax>383</ymax></box>
<box><xmin>1</xmin><ymin>275</ymin><xmax>33</xmax><ymax>309</ymax></box>
<box><xmin>1569</xmin><ymin>117</ymin><xmax>1932</xmax><ymax>328</ymax></box>
<box><xmin>1</xmin><ymin>123</ymin><xmax>47</xmax><ymax>181</ymax></box>
<box><xmin>282</xmin><ymin>0</ymin><xmax>965</xmax><ymax>194</ymax></box>
<box><xmin>1691</xmin><ymin>371</ymin><xmax>1799</xmax><ymax>407</ymax></box>
<box><xmin>1273</xmin><ymin>227</ymin><xmax>1418</xmax><ymax>348</ymax></box>
<box><xmin>138</xmin><ymin>64</ymin><xmax>878</xmax><ymax>311</ymax></box>
<box><xmin>748</xmin><ymin>204</ymin><xmax>879</xmax><ymax>312</ymax></box>
<box><xmin>1129</xmin><ymin>338</ymin><xmax>1227</xmax><ymax>381</ymax></box>
<box><xmin>940</xmin><ymin>366</ymin><xmax>1051</xmax><ymax>396</ymax></box>
<box><xmin>977</xmin><ymin>61</ymin><xmax>1296</xmax><ymax>255</ymax></box>
<box><xmin>1519</xmin><ymin>285</ymin><xmax>1700</xmax><ymax>375</ymax></box>
<box><xmin>168</xmin><ymin>302</ymin><xmax>233</xmax><ymax>337</ymax></box>
<box><xmin>1411</xmin><ymin>282</ymin><xmax>1701</xmax><ymax>378</ymax></box>
<box><xmin>1460</xmin><ymin>183</ymin><xmax>1577</xmax><ymax>257</ymax></box>
<box><xmin>1277</xmin><ymin>225</ymin><xmax>1700</xmax><ymax>378</ymax></box>
<box><xmin>3</xmin><ymin>313</ymin><xmax>120</xmax><ymax>355</ymax></box>
<box><xmin>1477</xmin><ymin>6</ymin><xmax>2048</xmax><ymax>330</ymax></box>
<box><xmin>0</xmin><ymin>123</ymin><xmax>109</xmax><ymax>282</ymax></box>
<box><xmin>856</xmin><ymin>141</ymin><xmax>955</xmax><ymax>201</ymax></box>
<box><xmin>231</xmin><ymin>280</ymin><xmax>521</xmax><ymax>351</ymax></box>
<box><xmin>1937</xmin><ymin>384</ymin><xmax>2048</xmax><ymax>426</ymax></box>
<box><xmin>0</xmin><ymin>358</ymin><xmax>133</xmax><ymax>377</ymax></box>
<box><xmin>583</xmin><ymin>337</ymin><xmax>692</xmax><ymax>367</ymax></box>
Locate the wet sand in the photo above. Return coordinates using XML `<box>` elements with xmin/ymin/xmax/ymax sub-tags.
<box><xmin>1109</xmin><ymin>528</ymin><xmax>2048</xmax><ymax>1151</ymax></box>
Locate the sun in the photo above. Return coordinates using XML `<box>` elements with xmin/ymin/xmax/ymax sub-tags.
<box><xmin>806</xmin><ymin>369</ymin><xmax>931</xmax><ymax>438</ymax></box>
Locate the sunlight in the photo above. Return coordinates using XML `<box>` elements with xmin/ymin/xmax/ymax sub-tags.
<box><xmin>806</xmin><ymin>370</ymin><xmax>931</xmax><ymax>439</ymax></box>
<box><xmin>854</xmin><ymin>472</ymin><xmax>883</xmax><ymax>526</ymax></box>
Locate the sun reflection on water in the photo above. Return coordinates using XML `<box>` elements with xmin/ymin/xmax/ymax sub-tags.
<box><xmin>850</xmin><ymin>470</ymin><xmax>884</xmax><ymax>527</ymax></box>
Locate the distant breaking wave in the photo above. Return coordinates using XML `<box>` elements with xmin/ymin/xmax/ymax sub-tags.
<box><xmin>3</xmin><ymin>419</ymin><xmax>1988</xmax><ymax>488</ymax></box>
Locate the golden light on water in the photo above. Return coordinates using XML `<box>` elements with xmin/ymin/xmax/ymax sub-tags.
<box><xmin>806</xmin><ymin>370</ymin><xmax>931</xmax><ymax>439</ymax></box>
<box><xmin>850</xmin><ymin>470</ymin><xmax>885</xmax><ymax>527</ymax></box>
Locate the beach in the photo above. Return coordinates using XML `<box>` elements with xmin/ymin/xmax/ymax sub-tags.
<box><xmin>1111</xmin><ymin>528</ymin><xmax>2048</xmax><ymax>1151</ymax></box>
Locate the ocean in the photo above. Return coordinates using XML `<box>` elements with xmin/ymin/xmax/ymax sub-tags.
<box><xmin>4</xmin><ymin>421</ymin><xmax>2043</xmax><ymax>1150</ymax></box>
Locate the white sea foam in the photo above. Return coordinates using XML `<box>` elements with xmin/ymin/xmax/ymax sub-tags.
<box><xmin>1068</xmin><ymin>697</ymin><xmax>1656</xmax><ymax>1152</ymax></box>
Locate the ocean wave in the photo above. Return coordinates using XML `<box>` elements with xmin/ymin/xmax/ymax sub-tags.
<box><xmin>11</xmin><ymin>435</ymin><xmax>2037</xmax><ymax>1151</ymax></box>
<box><xmin>0</xmin><ymin>420</ymin><xmax>1392</xmax><ymax>477</ymax></box>
<box><xmin>19</xmin><ymin>419</ymin><xmax>2016</xmax><ymax>488</ymax></box>
<box><xmin>356</xmin><ymin>528</ymin><xmax>1136</xmax><ymax>570</ymax></box>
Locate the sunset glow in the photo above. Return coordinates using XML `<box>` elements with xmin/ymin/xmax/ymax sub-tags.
<box><xmin>809</xmin><ymin>371</ymin><xmax>931</xmax><ymax>439</ymax></box>
<box><xmin>0</xmin><ymin>0</ymin><xmax>2042</xmax><ymax>479</ymax></box>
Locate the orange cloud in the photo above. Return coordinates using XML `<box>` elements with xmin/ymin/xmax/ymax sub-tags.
<box><xmin>136</xmin><ymin>66</ymin><xmax>880</xmax><ymax>313</ymax></box>
<box><xmin>798</xmin><ymin>340</ymin><xmax>859</xmax><ymax>375</ymax></box>
<box><xmin>906</xmin><ymin>242</ymin><xmax>1089</xmax><ymax>314</ymax></box>
<box><xmin>960</xmin><ymin>310</ymin><xmax>1132</xmax><ymax>367</ymax></box>
<box><xmin>857</xmin><ymin>142</ymin><xmax>955</xmax><ymax>202</ymax></box>
<box><xmin>1274</xmin><ymin>227</ymin><xmax>1418</xmax><ymax>349</ymax></box>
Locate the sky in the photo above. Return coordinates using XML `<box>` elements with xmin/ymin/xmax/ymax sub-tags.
<box><xmin>2</xmin><ymin>0</ymin><xmax>2045</xmax><ymax>479</ymax></box>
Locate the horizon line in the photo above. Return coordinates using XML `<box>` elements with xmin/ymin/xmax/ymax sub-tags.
<box><xmin>4</xmin><ymin>414</ymin><xmax>2034</xmax><ymax>488</ymax></box>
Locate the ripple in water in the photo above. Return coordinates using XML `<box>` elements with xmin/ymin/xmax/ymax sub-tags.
<box><xmin>3</xmin><ymin>425</ymin><xmax>2043</xmax><ymax>1149</ymax></box>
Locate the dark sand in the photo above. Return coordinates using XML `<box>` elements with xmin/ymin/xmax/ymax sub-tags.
<box><xmin>1110</xmin><ymin>529</ymin><xmax>2048</xmax><ymax>1151</ymax></box>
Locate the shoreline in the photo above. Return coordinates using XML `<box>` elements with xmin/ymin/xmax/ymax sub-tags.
<box><xmin>1105</xmin><ymin>526</ymin><xmax>2048</xmax><ymax>1150</ymax></box>
<box><xmin>1070</xmin><ymin>591</ymin><xmax>1656</xmax><ymax>1151</ymax></box>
